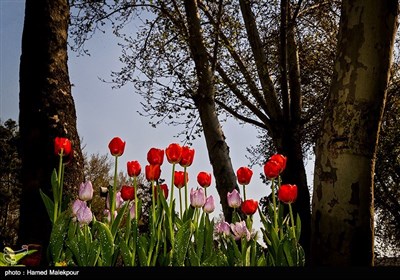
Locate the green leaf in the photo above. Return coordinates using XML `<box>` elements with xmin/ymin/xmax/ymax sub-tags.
<box><xmin>295</xmin><ymin>213</ymin><xmax>302</xmax><ymax>241</ymax></box>
<box><xmin>203</xmin><ymin>248</ymin><xmax>228</xmax><ymax>266</ymax></box>
<box><xmin>258</xmin><ymin>206</ymin><xmax>268</xmax><ymax>225</ymax></box>
<box><xmin>39</xmin><ymin>189</ymin><xmax>54</xmax><ymax>223</ymax></box>
<box><xmin>87</xmin><ymin>239</ymin><xmax>100</xmax><ymax>266</ymax></box>
<box><xmin>232</xmin><ymin>211</ymin><xmax>241</xmax><ymax>223</ymax></box>
<box><xmin>257</xmin><ymin>253</ymin><xmax>267</xmax><ymax>266</ymax></box>
<box><xmin>188</xmin><ymin>245</ymin><xmax>200</xmax><ymax>266</ymax></box>
<box><xmin>195</xmin><ymin>213</ymin><xmax>205</xmax><ymax>259</ymax></box>
<box><xmin>137</xmin><ymin>235</ymin><xmax>149</xmax><ymax>266</ymax></box>
<box><xmin>173</xmin><ymin>219</ymin><xmax>192</xmax><ymax>266</ymax></box>
<box><xmin>229</xmin><ymin>237</ymin><xmax>242</xmax><ymax>264</ymax></box>
<box><xmin>0</xmin><ymin>249</ymin><xmax>37</xmax><ymax>266</ymax></box>
<box><xmin>66</xmin><ymin>238</ymin><xmax>81</xmax><ymax>266</ymax></box>
<box><xmin>244</xmin><ymin>244</ymin><xmax>251</xmax><ymax>266</ymax></box>
<box><xmin>277</xmin><ymin>202</ymin><xmax>285</xmax><ymax>226</ymax></box>
<box><xmin>51</xmin><ymin>169</ymin><xmax>59</xmax><ymax>200</ymax></box>
<box><xmin>276</xmin><ymin>244</ymin><xmax>286</xmax><ymax>266</ymax></box>
<box><xmin>250</xmin><ymin>239</ymin><xmax>257</xmax><ymax>266</ymax></box>
<box><xmin>267</xmin><ymin>252</ymin><xmax>276</xmax><ymax>266</ymax></box>
<box><xmin>111</xmin><ymin>202</ymin><xmax>129</xmax><ymax>238</ymax></box>
<box><xmin>182</xmin><ymin>205</ymin><xmax>195</xmax><ymax>222</ymax></box>
<box><xmin>93</xmin><ymin>221</ymin><xmax>115</xmax><ymax>266</ymax></box>
<box><xmin>76</xmin><ymin>227</ymin><xmax>88</xmax><ymax>265</ymax></box>
<box><xmin>283</xmin><ymin>239</ymin><xmax>294</xmax><ymax>266</ymax></box>
<box><xmin>269</xmin><ymin>227</ymin><xmax>280</xmax><ymax>256</ymax></box>
<box><xmin>297</xmin><ymin>245</ymin><xmax>306</xmax><ymax>266</ymax></box>
<box><xmin>49</xmin><ymin>210</ymin><xmax>70</xmax><ymax>263</ymax></box>
<box><xmin>260</xmin><ymin>228</ymin><xmax>272</xmax><ymax>247</ymax></box>
<box><xmin>158</xmin><ymin>187</ymin><xmax>170</xmax><ymax>212</ymax></box>
<box><xmin>203</xmin><ymin>216</ymin><xmax>214</xmax><ymax>259</ymax></box>
<box><xmin>119</xmin><ymin>239</ymin><xmax>133</xmax><ymax>266</ymax></box>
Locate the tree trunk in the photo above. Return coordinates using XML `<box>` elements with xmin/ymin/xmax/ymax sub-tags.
<box><xmin>311</xmin><ymin>0</ymin><xmax>398</xmax><ymax>266</ymax></box>
<box><xmin>184</xmin><ymin>0</ymin><xmax>238</xmax><ymax>222</ymax></box>
<box><xmin>18</xmin><ymin>0</ymin><xmax>84</xmax><ymax>264</ymax></box>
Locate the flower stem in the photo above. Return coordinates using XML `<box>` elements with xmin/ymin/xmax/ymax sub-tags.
<box><xmin>110</xmin><ymin>155</ymin><xmax>118</xmax><ymax>226</ymax></box>
<box><xmin>169</xmin><ymin>163</ymin><xmax>175</xmax><ymax>206</ymax></box>
<box><xmin>179</xmin><ymin>188</ymin><xmax>183</xmax><ymax>220</ymax></box>
<box><xmin>184</xmin><ymin>166</ymin><xmax>188</xmax><ymax>210</ymax></box>
<box><xmin>271</xmin><ymin>178</ymin><xmax>278</xmax><ymax>233</ymax></box>
<box><xmin>54</xmin><ymin>152</ymin><xmax>64</xmax><ymax>223</ymax></box>
<box><xmin>169</xmin><ymin>164</ymin><xmax>176</xmax><ymax>251</ymax></box>
<box><xmin>151</xmin><ymin>180</ymin><xmax>156</xmax><ymax>233</ymax></box>
<box><xmin>288</xmin><ymin>202</ymin><xmax>296</xmax><ymax>240</ymax></box>
<box><xmin>59</xmin><ymin>163</ymin><xmax>65</xmax><ymax>217</ymax></box>
<box><xmin>133</xmin><ymin>176</ymin><xmax>138</xmax><ymax>225</ymax></box>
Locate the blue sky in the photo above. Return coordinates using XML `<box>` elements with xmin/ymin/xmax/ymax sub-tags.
<box><xmin>0</xmin><ymin>0</ymin><xmax>315</xmax><ymax>229</ymax></box>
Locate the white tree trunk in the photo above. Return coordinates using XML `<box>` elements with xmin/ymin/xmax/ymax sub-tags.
<box><xmin>311</xmin><ymin>0</ymin><xmax>398</xmax><ymax>266</ymax></box>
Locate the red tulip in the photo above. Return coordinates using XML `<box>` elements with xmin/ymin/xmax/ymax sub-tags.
<box><xmin>264</xmin><ymin>154</ymin><xmax>287</xmax><ymax>179</ymax></box>
<box><xmin>197</xmin><ymin>171</ymin><xmax>212</xmax><ymax>188</ymax></box>
<box><xmin>154</xmin><ymin>183</ymin><xmax>169</xmax><ymax>199</ymax></box>
<box><xmin>108</xmin><ymin>137</ymin><xmax>126</xmax><ymax>157</ymax></box>
<box><xmin>236</xmin><ymin>166</ymin><xmax>253</xmax><ymax>185</ymax></box>
<box><xmin>145</xmin><ymin>164</ymin><xmax>161</xmax><ymax>181</ymax></box>
<box><xmin>278</xmin><ymin>184</ymin><xmax>298</xmax><ymax>204</ymax></box>
<box><xmin>63</xmin><ymin>148</ymin><xmax>74</xmax><ymax>165</ymax></box>
<box><xmin>241</xmin><ymin>199</ymin><xmax>258</xmax><ymax>215</ymax></box>
<box><xmin>174</xmin><ymin>171</ymin><xmax>188</xmax><ymax>189</ymax></box>
<box><xmin>264</xmin><ymin>160</ymin><xmax>282</xmax><ymax>179</ymax></box>
<box><xmin>54</xmin><ymin>137</ymin><xmax>72</xmax><ymax>157</ymax></box>
<box><xmin>127</xmin><ymin>160</ymin><xmax>141</xmax><ymax>177</ymax></box>
<box><xmin>269</xmin><ymin>154</ymin><xmax>287</xmax><ymax>173</ymax></box>
<box><xmin>121</xmin><ymin>185</ymin><xmax>135</xmax><ymax>201</ymax></box>
<box><xmin>147</xmin><ymin>147</ymin><xmax>164</xmax><ymax>165</ymax></box>
<box><xmin>165</xmin><ymin>143</ymin><xmax>182</xmax><ymax>164</ymax></box>
<box><xmin>179</xmin><ymin>146</ymin><xmax>195</xmax><ymax>167</ymax></box>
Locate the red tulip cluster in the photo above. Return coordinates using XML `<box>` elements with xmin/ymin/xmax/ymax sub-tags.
<box><xmin>263</xmin><ymin>154</ymin><xmax>298</xmax><ymax>204</ymax></box>
<box><xmin>45</xmin><ymin>136</ymin><xmax>304</xmax><ymax>267</ymax></box>
<box><xmin>263</xmin><ymin>154</ymin><xmax>287</xmax><ymax>179</ymax></box>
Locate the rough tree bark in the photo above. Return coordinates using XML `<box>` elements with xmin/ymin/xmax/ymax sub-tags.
<box><xmin>18</xmin><ymin>0</ymin><xmax>84</xmax><ymax>263</ymax></box>
<box><xmin>183</xmin><ymin>0</ymin><xmax>238</xmax><ymax>222</ymax></box>
<box><xmin>311</xmin><ymin>0</ymin><xmax>398</xmax><ymax>266</ymax></box>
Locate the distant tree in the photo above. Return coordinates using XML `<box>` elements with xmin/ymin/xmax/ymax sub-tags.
<box><xmin>374</xmin><ymin>85</ymin><xmax>400</xmax><ymax>258</ymax></box>
<box><xmin>0</xmin><ymin>119</ymin><xmax>21</xmax><ymax>248</ymax></box>
<box><xmin>18</xmin><ymin>0</ymin><xmax>84</xmax><ymax>262</ymax></box>
<box><xmin>82</xmin><ymin>151</ymin><xmax>151</xmax><ymax>228</ymax></box>
<box><xmin>311</xmin><ymin>0</ymin><xmax>399</xmax><ymax>266</ymax></box>
<box><xmin>82</xmin><ymin>152</ymin><xmax>113</xmax><ymax>220</ymax></box>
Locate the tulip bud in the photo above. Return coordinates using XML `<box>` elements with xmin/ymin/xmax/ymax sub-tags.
<box><xmin>190</xmin><ymin>188</ymin><xmax>206</xmax><ymax>208</ymax></box>
<box><xmin>108</xmin><ymin>137</ymin><xmax>126</xmax><ymax>157</ymax></box>
<box><xmin>78</xmin><ymin>181</ymin><xmax>93</xmax><ymax>201</ymax></box>
<box><xmin>203</xmin><ymin>195</ymin><xmax>215</xmax><ymax>214</ymax></box>
<box><xmin>227</xmin><ymin>189</ymin><xmax>242</xmax><ymax>208</ymax></box>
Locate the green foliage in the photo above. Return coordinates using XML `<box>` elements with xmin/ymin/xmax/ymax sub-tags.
<box><xmin>0</xmin><ymin>247</ymin><xmax>37</xmax><ymax>266</ymax></box>
<box><xmin>35</xmin><ymin>138</ymin><xmax>304</xmax><ymax>267</ymax></box>
<box><xmin>259</xmin><ymin>200</ymin><xmax>305</xmax><ymax>266</ymax></box>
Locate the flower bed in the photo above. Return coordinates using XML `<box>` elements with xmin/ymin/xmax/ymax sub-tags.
<box><xmin>5</xmin><ymin>136</ymin><xmax>305</xmax><ymax>267</ymax></box>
